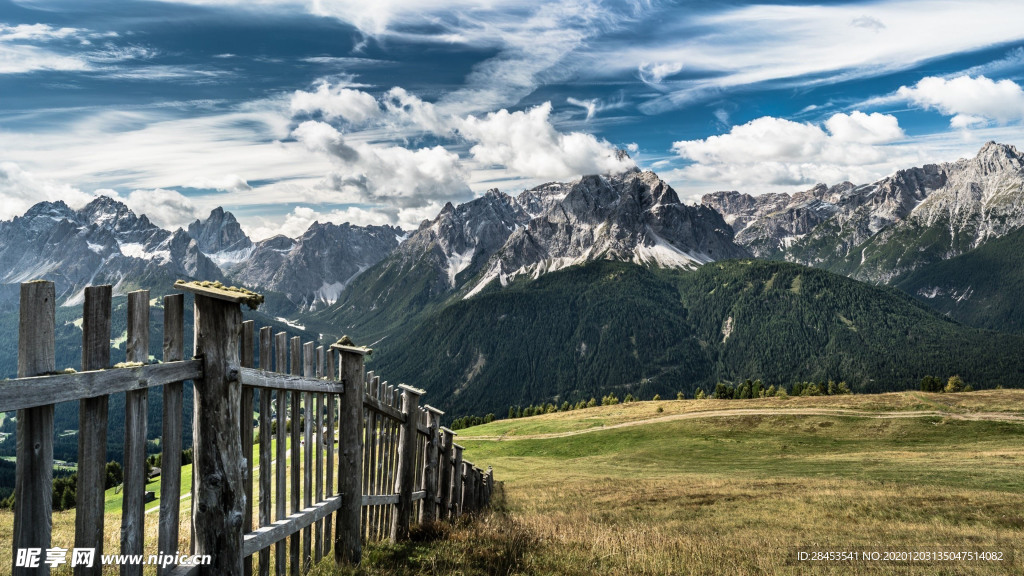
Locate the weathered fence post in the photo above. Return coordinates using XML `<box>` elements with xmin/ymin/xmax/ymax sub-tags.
<box><xmin>289</xmin><ymin>336</ymin><xmax>301</xmax><ymax>576</ymax></box>
<box><xmin>419</xmin><ymin>406</ymin><xmax>443</xmax><ymax>524</ymax></box>
<box><xmin>157</xmin><ymin>293</ymin><xmax>185</xmax><ymax>576</ymax></box>
<box><xmin>391</xmin><ymin>385</ymin><xmax>423</xmax><ymax>541</ymax></box>
<box><xmin>451</xmin><ymin>444</ymin><xmax>464</xmax><ymax>518</ymax></box>
<box><xmin>332</xmin><ymin>339</ymin><xmax>369</xmax><ymax>565</ymax></box>
<box><xmin>179</xmin><ymin>282</ymin><xmax>255</xmax><ymax>576</ymax></box>
<box><xmin>437</xmin><ymin>427</ymin><xmax>455</xmax><ymax>521</ymax></box>
<box><xmin>240</xmin><ymin>320</ymin><xmax>255</xmax><ymax>576</ymax></box>
<box><xmin>75</xmin><ymin>285</ymin><xmax>111</xmax><ymax>576</ymax></box>
<box><xmin>258</xmin><ymin>326</ymin><xmax>273</xmax><ymax>576</ymax></box>
<box><xmin>122</xmin><ymin>290</ymin><xmax>150</xmax><ymax>576</ymax></box>
<box><xmin>13</xmin><ymin>281</ymin><xmax>55</xmax><ymax>576</ymax></box>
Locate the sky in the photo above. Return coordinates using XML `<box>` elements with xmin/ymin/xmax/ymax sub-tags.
<box><xmin>2</xmin><ymin>0</ymin><xmax>1024</xmax><ymax>239</ymax></box>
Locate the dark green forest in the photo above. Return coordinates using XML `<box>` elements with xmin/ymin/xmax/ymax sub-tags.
<box><xmin>370</xmin><ymin>259</ymin><xmax>1024</xmax><ymax>416</ymax></box>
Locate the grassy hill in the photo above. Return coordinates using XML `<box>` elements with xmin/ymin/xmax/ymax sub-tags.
<box><xmin>370</xmin><ymin>259</ymin><xmax>1024</xmax><ymax>417</ymax></box>
<box><xmin>317</xmin><ymin>390</ymin><xmax>1024</xmax><ymax>576</ymax></box>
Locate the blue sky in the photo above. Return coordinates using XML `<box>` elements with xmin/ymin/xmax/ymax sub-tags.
<box><xmin>2</xmin><ymin>0</ymin><xmax>1024</xmax><ymax>238</ymax></box>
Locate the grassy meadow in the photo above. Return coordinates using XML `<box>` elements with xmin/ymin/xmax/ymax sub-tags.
<box><xmin>2</xmin><ymin>390</ymin><xmax>1022</xmax><ymax>574</ymax></box>
<box><xmin>319</xmin><ymin>390</ymin><xmax>1024</xmax><ymax>575</ymax></box>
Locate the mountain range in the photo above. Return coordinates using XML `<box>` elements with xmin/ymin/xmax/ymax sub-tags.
<box><xmin>2</xmin><ymin>143</ymin><xmax>1024</xmax><ymax>417</ymax></box>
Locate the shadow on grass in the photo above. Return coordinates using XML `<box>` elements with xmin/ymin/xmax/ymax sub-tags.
<box><xmin>311</xmin><ymin>483</ymin><xmax>540</xmax><ymax>576</ymax></box>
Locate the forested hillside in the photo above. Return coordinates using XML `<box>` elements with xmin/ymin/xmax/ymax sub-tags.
<box><xmin>371</xmin><ymin>260</ymin><xmax>1024</xmax><ymax>416</ymax></box>
<box><xmin>896</xmin><ymin>226</ymin><xmax>1024</xmax><ymax>333</ymax></box>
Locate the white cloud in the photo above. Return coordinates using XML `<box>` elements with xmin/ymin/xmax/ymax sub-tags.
<box><xmin>671</xmin><ymin>112</ymin><xmax>907</xmax><ymax>188</ymax></box>
<box><xmin>186</xmin><ymin>174</ymin><xmax>253</xmax><ymax>193</ymax></box>
<box><xmin>459</xmin><ymin>102</ymin><xmax>635</xmax><ymax>180</ymax></box>
<box><xmin>824</xmin><ymin>111</ymin><xmax>904</xmax><ymax>144</ymax></box>
<box><xmin>638</xmin><ymin>61</ymin><xmax>683</xmax><ymax>84</ymax></box>
<box><xmin>896</xmin><ymin>75</ymin><xmax>1024</xmax><ymax>127</ymax></box>
<box><xmin>585</xmin><ymin>0</ymin><xmax>1024</xmax><ymax>113</ymax></box>
<box><xmin>292</xmin><ymin>120</ymin><xmax>470</xmax><ymax>207</ymax></box>
<box><xmin>290</xmin><ymin>81</ymin><xmax>382</xmax><ymax>124</ymax></box>
<box><xmin>382</xmin><ymin>87</ymin><xmax>449</xmax><ymax>134</ymax></box>
<box><xmin>243</xmin><ymin>202</ymin><xmax>441</xmax><ymax>241</ymax></box>
<box><xmin>0</xmin><ymin>162</ymin><xmax>95</xmax><ymax>220</ymax></box>
<box><xmin>121</xmin><ymin>188</ymin><xmax>201</xmax><ymax>229</ymax></box>
<box><xmin>850</xmin><ymin>15</ymin><xmax>885</xmax><ymax>31</ymax></box>
<box><xmin>0</xmin><ymin>44</ymin><xmax>89</xmax><ymax>74</ymax></box>
<box><xmin>0</xmin><ymin>23</ymin><xmax>83</xmax><ymax>42</ymax></box>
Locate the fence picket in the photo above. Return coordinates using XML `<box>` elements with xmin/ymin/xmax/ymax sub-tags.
<box><xmin>75</xmin><ymin>285</ymin><xmax>111</xmax><ymax>576</ymax></box>
<box><xmin>121</xmin><ymin>290</ymin><xmax>150</xmax><ymax>576</ymax></box>
<box><xmin>157</xmin><ymin>293</ymin><xmax>185</xmax><ymax>576</ymax></box>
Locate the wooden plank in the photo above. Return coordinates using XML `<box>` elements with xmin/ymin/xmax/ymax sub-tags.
<box><xmin>419</xmin><ymin>406</ymin><xmax>442</xmax><ymax>524</ymax></box>
<box><xmin>315</xmin><ymin>345</ymin><xmax>324</xmax><ymax>561</ymax></box>
<box><xmin>390</xmin><ymin>385</ymin><xmax>422</xmax><ymax>541</ymax></box>
<box><xmin>274</xmin><ymin>333</ymin><xmax>287</xmax><ymax>576</ymax></box>
<box><xmin>314</xmin><ymin>392</ymin><xmax>324</xmax><ymax>563</ymax></box>
<box><xmin>289</xmin><ymin>337</ymin><xmax>301</xmax><ymax>576</ymax></box>
<box><xmin>411</xmin><ymin>490</ymin><xmax>427</xmax><ymax>501</ymax></box>
<box><xmin>302</xmin><ymin>342</ymin><xmax>314</xmax><ymax>571</ymax></box>
<box><xmin>364</xmin><ymin>375</ymin><xmax>378</xmax><ymax>540</ymax></box>
<box><xmin>361</xmin><ymin>494</ymin><xmax>399</xmax><ymax>506</ymax></box>
<box><xmin>121</xmin><ymin>290</ymin><xmax>150</xmax><ymax>576</ymax></box>
<box><xmin>13</xmin><ymin>281</ymin><xmax>56</xmax><ymax>576</ymax></box>
<box><xmin>451</xmin><ymin>445</ymin><xmax>464</xmax><ymax>518</ymax></box>
<box><xmin>0</xmin><ymin>359</ymin><xmax>203</xmax><ymax>412</ymax></box>
<box><xmin>324</xmin><ymin>349</ymin><xmax>336</xmax><ymax>555</ymax></box>
<box><xmin>362</xmin><ymin>395</ymin><xmax>405</xmax><ymax>424</ymax></box>
<box><xmin>242</xmin><ymin>496</ymin><xmax>343</xmax><ymax>558</ymax></box>
<box><xmin>192</xmin><ymin>292</ymin><xmax>247</xmax><ymax>575</ymax></box>
<box><xmin>334</xmin><ymin>345</ymin><xmax>366</xmax><ymax>565</ymax></box>
<box><xmin>238</xmin><ymin>367</ymin><xmax>343</xmax><ymax>394</ymax></box>
<box><xmin>174</xmin><ymin>280</ymin><xmax>263</xmax><ymax>309</ymax></box>
<box><xmin>437</xmin><ymin>428</ymin><xmax>455</xmax><ymax>522</ymax></box>
<box><xmin>258</xmin><ymin>326</ymin><xmax>273</xmax><ymax>576</ymax></box>
<box><xmin>241</xmin><ymin>320</ymin><xmax>255</xmax><ymax>576</ymax></box>
<box><xmin>75</xmin><ymin>285</ymin><xmax>111</xmax><ymax>576</ymax></box>
<box><xmin>157</xmin><ymin>293</ymin><xmax>185</xmax><ymax>576</ymax></box>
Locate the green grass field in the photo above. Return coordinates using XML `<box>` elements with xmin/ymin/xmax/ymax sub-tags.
<box><xmin>316</xmin><ymin>390</ymin><xmax>1024</xmax><ymax>575</ymax></box>
<box><xmin>3</xmin><ymin>391</ymin><xmax>1023</xmax><ymax>575</ymax></box>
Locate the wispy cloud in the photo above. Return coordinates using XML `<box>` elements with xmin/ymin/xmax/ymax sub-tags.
<box><xmin>581</xmin><ymin>0</ymin><xmax>1024</xmax><ymax>113</ymax></box>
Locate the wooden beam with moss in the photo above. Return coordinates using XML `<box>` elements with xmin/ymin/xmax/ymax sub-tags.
<box><xmin>174</xmin><ymin>279</ymin><xmax>265</xmax><ymax>310</ymax></box>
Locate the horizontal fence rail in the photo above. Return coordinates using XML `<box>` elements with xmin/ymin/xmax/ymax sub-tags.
<box><xmin>0</xmin><ymin>280</ymin><xmax>494</xmax><ymax>576</ymax></box>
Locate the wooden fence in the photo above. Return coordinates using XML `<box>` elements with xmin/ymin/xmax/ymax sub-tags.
<box><xmin>0</xmin><ymin>280</ymin><xmax>493</xmax><ymax>575</ymax></box>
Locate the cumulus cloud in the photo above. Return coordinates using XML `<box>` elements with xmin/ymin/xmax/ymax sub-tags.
<box><xmin>243</xmin><ymin>203</ymin><xmax>439</xmax><ymax>241</ymax></box>
<box><xmin>121</xmin><ymin>188</ymin><xmax>202</xmax><ymax>229</ymax></box>
<box><xmin>290</xmin><ymin>81</ymin><xmax>382</xmax><ymax>124</ymax></box>
<box><xmin>186</xmin><ymin>174</ymin><xmax>252</xmax><ymax>193</ymax></box>
<box><xmin>381</xmin><ymin>87</ymin><xmax>450</xmax><ymax>134</ymax></box>
<box><xmin>459</xmin><ymin>102</ymin><xmax>635</xmax><ymax>179</ymax></box>
<box><xmin>671</xmin><ymin>112</ymin><xmax>907</xmax><ymax>187</ymax></box>
<box><xmin>896</xmin><ymin>75</ymin><xmax>1024</xmax><ymax>127</ymax></box>
<box><xmin>0</xmin><ymin>162</ymin><xmax>96</xmax><ymax>220</ymax></box>
<box><xmin>292</xmin><ymin>120</ymin><xmax>470</xmax><ymax>207</ymax></box>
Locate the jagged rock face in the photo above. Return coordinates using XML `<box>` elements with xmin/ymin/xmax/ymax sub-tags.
<box><xmin>187</xmin><ymin>207</ymin><xmax>253</xmax><ymax>257</ymax></box>
<box><xmin>465</xmin><ymin>170</ymin><xmax>748</xmax><ymax>296</ymax></box>
<box><xmin>228</xmin><ymin>221</ymin><xmax>404</xmax><ymax>312</ymax></box>
<box><xmin>706</xmin><ymin>142</ymin><xmax>1024</xmax><ymax>284</ymax></box>
<box><xmin>0</xmin><ymin>196</ymin><xmax>222</xmax><ymax>308</ymax></box>
<box><xmin>319</xmin><ymin>167</ymin><xmax>746</xmax><ymax>332</ymax></box>
<box><xmin>703</xmin><ymin>183</ymin><xmax>851</xmax><ymax>257</ymax></box>
<box><xmin>910</xmin><ymin>141</ymin><xmax>1024</xmax><ymax>243</ymax></box>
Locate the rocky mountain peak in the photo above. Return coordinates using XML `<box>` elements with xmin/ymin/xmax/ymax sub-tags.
<box><xmin>187</xmin><ymin>206</ymin><xmax>253</xmax><ymax>256</ymax></box>
<box><xmin>965</xmin><ymin>141</ymin><xmax>1024</xmax><ymax>175</ymax></box>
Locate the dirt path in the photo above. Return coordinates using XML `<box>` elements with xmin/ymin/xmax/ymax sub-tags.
<box><xmin>466</xmin><ymin>407</ymin><xmax>1024</xmax><ymax>441</ymax></box>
